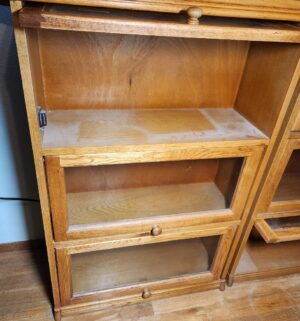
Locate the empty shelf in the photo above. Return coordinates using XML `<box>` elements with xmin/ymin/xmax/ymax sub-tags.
<box><xmin>67</xmin><ymin>182</ymin><xmax>226</xmax><ymax>227</ymax></box>
<box><xmin>71</xmin><ymin>237</ymin><xmax>217</xmax><ymax>294</ymax></box>
<box><xmin>42</xmin><ymin>108</ymin><xmax>268</xmax><ymax>155</ymax></box>
<box><xmin>255</xmin><ymin>217</ymin><xmax>300</xmax><ymax>243</ymax></box>
<box><xmin>236</xmin><ymin>239</ymin><xmax>300</xmax><ymax>275</ymax></box>
<box><xmin>19</xmin><ymin>5</ymin><xmax>300</xmax><ymax>43</ymax></box>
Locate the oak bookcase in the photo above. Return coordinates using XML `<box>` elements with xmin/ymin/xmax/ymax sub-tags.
<box><xmin>10</xmin><ymin>0</ymin><xmax>300</xmax><ymax>319</ymax></box>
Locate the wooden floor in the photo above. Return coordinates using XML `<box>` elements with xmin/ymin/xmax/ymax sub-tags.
<box><xmin>1</xmin><ymin>249</ymin><xmax>300</xmax><ymax>321</ymax></box>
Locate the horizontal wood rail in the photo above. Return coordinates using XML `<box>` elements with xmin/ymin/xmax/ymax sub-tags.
<box><xmin>19</xmin><ymin>5</ymin><xmax>300</xmax><ymax>43</ymax></box>
<box><xmin>24</xmin><ymin>0</ymin><xmax>300</xmax><ymax>22</ymax></box>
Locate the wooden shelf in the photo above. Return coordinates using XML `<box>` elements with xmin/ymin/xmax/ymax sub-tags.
<box><xmin>236</xmin><ymin>239</ymin><xmax>300</xmax><ymax>276</ymax></box>
<box><xmin>19</xmin><ymin>4</ymin><xmax>300</xmax><ymax>43</ymax></box>
<box><xmin>23</xmin><ymin>0</ymin><xmax>300</xmax><ymax>22</ymax></box>
<box><xmin>71</xmin><ymin>237</ymin><xmax>217</xmax><ymax>295</ymax></box>
<box><xmin>42</xmin><ymin>108</ymin><xmax>268</xmax><ymax>156</ymax></box>
<box><xmin>67</xmin><ymin>182</ymin><xmax>226</xmax><ymax>228</ymax></box>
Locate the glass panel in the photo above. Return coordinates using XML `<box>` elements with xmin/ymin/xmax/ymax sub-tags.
<box><xmin>71</xmin><ymin>236</ymin><xmax>220</xmax><ymax>295</ymax></box>
<box><xmin>267</xmin><ymin>216</ymin><xmax>300</xmax><ymax>230</ymax></box>
<box><xmin>273</xmin><ymin>150</ymin><xmax>300</xmax><ymax>202</ymax></box>
<box><xmin>64</xmin><ymin>158</ymin><xmax>243</xmax><ymax>228</ymax></box>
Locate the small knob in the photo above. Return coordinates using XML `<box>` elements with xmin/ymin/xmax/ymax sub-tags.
<box><xmin>142</xmin><ymin>288</ymin><xmax>151</xmax><ymax>299</ymax></box>
<box><xmin>187</xmin><ymin>7</ymin><xmax>203</xmax><ymax>25</ymax></box>
<box><xmin>151</xmin><ymin>225</ymin><xmax>162</xmax><ymax>236</ymax></box>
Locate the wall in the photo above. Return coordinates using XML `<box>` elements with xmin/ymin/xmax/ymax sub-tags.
<box><xmin>0</xmin><ymin>5</ymin><xmax>43</xmax><ymax>244</ymax></box>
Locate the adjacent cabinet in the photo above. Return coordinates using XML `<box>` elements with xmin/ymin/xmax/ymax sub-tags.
<box><xmin>11</xmin><ymin>0</ymin><xmax>300</xmax><ymax>319</ymax></box>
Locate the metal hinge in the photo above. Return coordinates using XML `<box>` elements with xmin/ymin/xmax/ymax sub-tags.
<box><xmin>37</xmin><ymin>107</ymin><xmax>47</xmax><ymax>129</ymax></box>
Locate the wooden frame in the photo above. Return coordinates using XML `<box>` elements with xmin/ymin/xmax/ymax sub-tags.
<box><xmin>254</xmin><ymin>135</ymin><xmax>300</xmax><ymax>243</ymax></box>
<box><xmin>258</xmin><ymin>139</ymin><xmax>300</xmax><ymax>214</ymax></box>
<box><xmin>22</xmin><ymin>0</ymin><xmax>300</xmax><ymax>22</ymax></box>
<box><xmin>45</xmin><ymin>146</ymin><xmax>263</xmax><ymax>241</ymax></box>
<box><xmin>18</xmin><ymin>5</ymin><xmax>300</xmax><ymax>43</ymax></box>
<box><xmin>55</xmin><ymin>225</ymin><xmax>235</xmax><ymax>307</ymax></box>
<box><xmin>255</xmin><ymin>217</ymin><xmax>300</xmax><ymax>243</ymax></box>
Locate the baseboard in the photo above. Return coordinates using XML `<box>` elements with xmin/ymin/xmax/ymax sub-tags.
<box><xmin>0</xmin><ymin>238</ymin><xmax>45</xmax><ymax>252</ymax></box>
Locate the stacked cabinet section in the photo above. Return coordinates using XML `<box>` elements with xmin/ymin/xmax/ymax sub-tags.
<box><xmin>57</xmin><ymin>231</ymin><xmax>233</xmax><ymax>305</ymax></box>
<box><xmin>236</xmin><ymin>140</ymin><xmax>300</xmax><ymax>279</ymax></box>
<box><xmin>256</xmin><ymin>140</ymin><xmax>300</xmax><ymax>243</ymax></box>
<box><xmin>17</xmin><ymin>2</ymin><xmax>300</xmax><ymax>315</ymax></box>
<box><xmin>46</xmin><ymin>156</ymin><xmax>253</xmax><ymax>240</ymax></box>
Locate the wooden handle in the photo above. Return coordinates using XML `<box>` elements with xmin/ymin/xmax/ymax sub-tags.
<box><xmin>142</xmin><ymin>288</ymin><xmax>151</xmax><ymax>299</ymax></box>
<box><xmin>187</xmin><ymin>7</ymin><xmax>203</xmax><ymax>25</ymax></box>
<box><xmin>151</xmin><ymin>225</ymin><xmax>162</xmax><ymax>236</ymax></box>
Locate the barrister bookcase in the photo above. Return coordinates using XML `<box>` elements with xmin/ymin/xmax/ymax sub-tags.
<box><xmin>10</xmin><ymin>0</ymin><xmax>300</xmax><ymax>319</ymax></box>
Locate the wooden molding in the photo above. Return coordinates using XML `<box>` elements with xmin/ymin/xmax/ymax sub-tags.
<box><xmin>24</xmin><ymin>0</ymin><xmax>300</xmax><ymax>22</ymax></box>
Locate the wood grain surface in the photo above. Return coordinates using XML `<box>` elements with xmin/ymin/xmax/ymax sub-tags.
<box><xmin>67</xmin><ymin>182</ymin><xmax>226</xmax><ymax>226</ymax></box>
<box><xmin>22</xmin><ymin>0</ymin><xmax>300</xmax><ymax>22</ymax></box>
<box><xmin>235</xmin><ymin>42</ymin><xmax>300</xmax><ymax>137</ymax></box>
<box><xmin>12</xmin><ymin>0</ymin><xmax>300</xmax><ymax>319</ymax></box>
<box><xmin>19</xmin><ymin>5</ymin><xmax>300</xmax><ymax>40</ymax></box>
<box><xmin>71</xmin><ymin>237</ymin><xmax>215</xmax><ymax>294</ymax></box>
<box><xmin>42</xmin><ymin>108</ymin><xmax>267</xmax><ymax>155</ymax></box>
<box><xmin>28</xmin><ymin>28</ymin><xmax>250</xmax><ymax>110</ymax></box>
<box><xmin>2</xmin><ymin>248</ymin><xmax>300</xmax><ymax>321</ymax></box>
<box><xmin>255</xmin><ymin>217</ymin><xmax>300</xmax><ymax>243</ymax></box>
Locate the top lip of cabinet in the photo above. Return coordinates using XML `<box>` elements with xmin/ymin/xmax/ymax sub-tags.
<box><xmin>21</xmin><ymin>0</ymin><xmax>300</xmax><ymax>22</ymax></box>
<box><xmin>17</xmin><ymin>4</ymin><xmax>300</xmax><ymax>44</ymax></box>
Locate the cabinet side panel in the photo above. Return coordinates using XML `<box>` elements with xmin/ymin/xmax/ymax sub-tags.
<box><xmin>26</xmin><ymin>29</ymin><xmax>45</xmax><ymax>107</ymax></box>
<box><xmin>10</xmin><ymin>0</ymin><xmax>61</xmax><ymax>311</ymax></box>
<box><xmin>235</xmin><ymin>42</ymin><xmax>300</xmax><ymax>137</ymax></box>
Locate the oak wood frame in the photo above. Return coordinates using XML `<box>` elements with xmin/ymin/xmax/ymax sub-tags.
<box><xmin>23</xmin><ymin>0</ymin><xmax>300</xmax><ymax>22</ymax></box>
<box><xmin>255</xmin><ymin>218</ymin><xmax>300</xmax><ymax>243</ymax></box>
<box><xmin>55</xmin><ymin>225</ymin><xmax>235</xmax><ymax>306</ymax></box>
<box><xmin>262</xmin><ymin>139</ymin><xmax>300</xmax><ymax>214</ymax></box>
<box><xmin>45</xmin><ymin>146</ymin><xmax>263</xmax><ymax>241</ymax></box>
<box><xmin>18</xmin><ymin>5</ymin><xmax>300</xmax><ymax>43</ymax></box>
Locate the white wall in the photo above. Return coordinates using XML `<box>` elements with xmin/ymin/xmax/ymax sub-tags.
<box><xmin>0</xmin><ymin>5</ymin><xmax>44</xmax><ymax>243</ymax></box>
